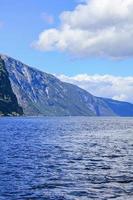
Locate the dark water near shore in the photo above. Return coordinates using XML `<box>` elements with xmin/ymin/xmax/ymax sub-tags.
<box><xmin>0</xmin><ymin>117</ymin><xmax>133</xmax><ymax>200</ymax></box>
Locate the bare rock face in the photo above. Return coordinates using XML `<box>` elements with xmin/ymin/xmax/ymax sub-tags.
<box><xmin>0</xmin><ymin>56</ymin><xmax>23</xmax><ymax>116</ymax></box>
<box><xmin>1</xmin><ymin>54</ymin><xmax>133</xmax><ymax>116</ymax></box>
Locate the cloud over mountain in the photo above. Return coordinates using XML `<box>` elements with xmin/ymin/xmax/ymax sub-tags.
<box><xmin>58</xmin><ymin>74</ymin><xmax>133</xmax><ymax>103</ymax></box>
<box><xmin>33</xmin><ymin>0</ymin><xmax>133</xmax><ymax>59</ymax></box>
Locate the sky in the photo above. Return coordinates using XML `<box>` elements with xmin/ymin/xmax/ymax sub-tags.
<box><xmin>0</xmin><ymin>0</ymin><xmax>133</xmax><ymax>102</ymax></box>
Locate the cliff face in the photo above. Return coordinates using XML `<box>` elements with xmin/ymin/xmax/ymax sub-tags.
<box><xmin>1</xmin><ymin>54</ymin><xmax>133</xmax><ymax>117</ymax></box>
<box><xmin>2</xmin><ymin>55</ymin><xmax>114</xmax><ymax>116</ymax></box>
<box><xmin>0</xmin><ymin>56</ymin><xmax>23</xmax><ymax>116</ymax></box>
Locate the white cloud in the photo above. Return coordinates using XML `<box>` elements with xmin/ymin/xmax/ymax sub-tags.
<box><xmin>57</xmin><ymin>74</ymin><xmax>133</xmax><ymax>103</ymax></box>
<box><xmin>33</xmin><ymin>0</ymin><xmax>133</xmax><ymax>59</ymax></box>
<box><xmin>41</xmin><ymin>12</ymin><xmax>54</xmax><ymax>25</ymax></box>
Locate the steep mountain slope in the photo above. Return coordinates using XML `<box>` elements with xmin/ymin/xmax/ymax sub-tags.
<box><xmin>0</xmin><ymin>56</ymin><xmax>23</xmax><ymax>116</ymax></box>
<box><xmin>1</xmin><ymin>54</ymin><xmax>133</xmax><ymax>116</ymax></box>
<box><xmin>104</xmin><ymin>98</ymin><xmax>133</xmax><ymax>117</ymax></box>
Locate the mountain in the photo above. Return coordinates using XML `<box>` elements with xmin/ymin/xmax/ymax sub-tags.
<box><xmin>0</xmin><ymin>56</ymin><xmax>23</xmax><ymax>116</ymax></box>
<box><xmin>1</xmin><ymin>54</ymin><xmax>133</xmax><ymax>116</ymax></box>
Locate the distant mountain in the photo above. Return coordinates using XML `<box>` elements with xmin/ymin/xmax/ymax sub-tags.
<box><xmin>0</xmin><ymin>56</ymin><xmax>23</xmax><ymax>116</ymax></box>
<box><xmin>1</xmin><ymin>54</ymin><xmax>133</xmax><ymax>116</ymax></box>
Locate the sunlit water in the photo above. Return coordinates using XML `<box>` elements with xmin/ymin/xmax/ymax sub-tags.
<box><xmin>0</xmin><ymin>117</ymin><xmax>133</xmax><ymax>200</ymax></box>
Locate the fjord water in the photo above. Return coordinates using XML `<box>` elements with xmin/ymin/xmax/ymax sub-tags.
<box><xmin>0</xmin><ymin>117</ymin><xmax>133</xmax><ymax>200</ymax></box>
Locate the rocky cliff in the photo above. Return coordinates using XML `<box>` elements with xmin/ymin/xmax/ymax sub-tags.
<box><xmin>1</xmin><ymin>54</ymin><xmax>133</xmax><ymax>117</ymax></box>
<box><xmin>0</xmin><ymin>56</ymin><xmax>23</xmax><ymax>116</ymax></box>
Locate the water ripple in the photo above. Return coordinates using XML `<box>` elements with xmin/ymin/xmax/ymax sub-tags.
<box><xmin>0</xmin><ymin>117</ymin><xmax>133</xmax><ymax>200</ymax></box>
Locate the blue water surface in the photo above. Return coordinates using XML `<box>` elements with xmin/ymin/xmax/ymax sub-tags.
<box><xmin>0</xmin><ymin>117</ymin><xmax>133</xmax><ymax>200</ymax></box>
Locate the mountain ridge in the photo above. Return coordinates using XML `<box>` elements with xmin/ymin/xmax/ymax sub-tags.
<box><xmin>1</xmin><ymin>54</ymin><xmax>133</xmax><ymax>116</ymax></box>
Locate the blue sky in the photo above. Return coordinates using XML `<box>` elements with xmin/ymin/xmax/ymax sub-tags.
<box><xmin>0</xmin><ymin>0</ymin><xmax>133</xmax><ymax>77</ymax></box>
